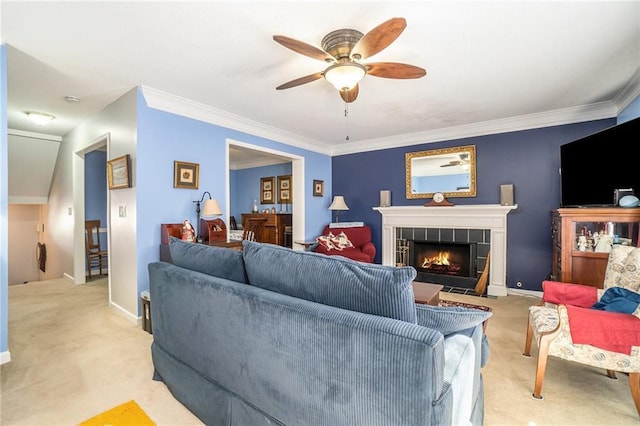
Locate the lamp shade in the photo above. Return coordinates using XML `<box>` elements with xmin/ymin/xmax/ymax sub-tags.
<box><xmin>324</xmin><ymin>63</ymin><xmax>366</xmax><ymax>91</ymax></box>
<box><xmin>201</xmin><ymin>199</ymin><xmax>222</xmax><ymax>218</ymax></box>
<box><xmin>26</xmin><ymin>111</ymin><xmax>55</xmax><ymax>125</ymax></box>
<box><xmin>328</xmin><ymin>196</ymin><xmax>349</xmax><ymax>211</ymax></box>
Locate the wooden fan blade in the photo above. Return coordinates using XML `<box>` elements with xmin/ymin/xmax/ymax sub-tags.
<box><xmin>276</xmin><ymin>72</ymin><xmax>324</xmax><ymax>90</ymax></box>
<box><xmin>350</xmin><ymin>17</ymin><xmax>407</xmax><ymax>60</ymax></box>
<box><xmin>339</xmin><ymin>85</ymin><xmax>359</xmax><ymax>103</ymax></box>
<box><xmin>366</xmin><ymin>62</ymin><xmax>426</xmax><ymax>79</ymax></box>
<box><xmin>273</xmin><ymin>35</ymin><xmax>335</xmax><ymax>62</ymax></box>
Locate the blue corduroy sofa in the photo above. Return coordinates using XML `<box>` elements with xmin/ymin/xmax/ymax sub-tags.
<box><xmin>148</xmin><ymin>238</ymin><xmax>491</xmax><ymax>425</ymax></box>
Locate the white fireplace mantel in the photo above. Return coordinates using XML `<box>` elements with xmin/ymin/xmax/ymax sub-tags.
<box><xmin>374</xmin><ymin>204</ymin><xmax>517</xmax><ymax>297</ymax></box>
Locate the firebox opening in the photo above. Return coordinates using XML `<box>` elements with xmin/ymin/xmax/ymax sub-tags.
<box><xmin>410</xmin><ymin>240</ymin><xmax>477</xmax><ymax>278</ymax></box>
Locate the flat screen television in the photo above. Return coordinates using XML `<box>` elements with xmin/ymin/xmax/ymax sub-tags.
<box><xmin>560</xmin><ymin>116</ymin><xmax>640</xmax><ymax>207</ymax></box>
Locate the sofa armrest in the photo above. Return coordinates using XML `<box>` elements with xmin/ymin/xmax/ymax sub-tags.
<box><xmin>542</xmin><ymin>280</ymin><xmax>598</xmax><ymax>308</ymax></box>
<box><xmin>443</xmin><ymin>324</ymin><xmax>484</xmax><ymax>426</ymax></box>
<box><xmin>361</xmin><ymin>241</ymin><xmax>376</xmax><ymax>261</ymax></box>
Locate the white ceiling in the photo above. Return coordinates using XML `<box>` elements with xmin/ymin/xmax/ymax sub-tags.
<box><xmin>2</xmin><ymin>1</ymin><xmax>640</xmax><ymax>158</ymax></box>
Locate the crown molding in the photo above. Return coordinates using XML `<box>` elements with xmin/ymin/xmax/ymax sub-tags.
<box><xmin>613</xmin><ymin>68</ymin><xmax>640</xmax><ymax>114</ymax></box>
<box><xmin>141</xmin><ymin>84</ymin><xmax>636</xmax><ymax>159</ymax></box>
<box><xmin>230</xmin><ymin>158</ymin><xmax>289</xmax><ymax>170</ymax></box>
<box><xmin>8</xmin><ymin>128</ymin><xmax>62</xmax><ymax>141</ymax></box>
<box><xmin>141</xmin><ymin>86</ymin><xmax>332</xmax><ymax>156</ymax></box>
<box><xmin>330</xmin><ymin>101</ymin><xmax>618</xmax><ymax>156</ymax></box>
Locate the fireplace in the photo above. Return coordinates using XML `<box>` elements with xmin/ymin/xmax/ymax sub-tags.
<box><xmin>374</xmin><ymin>204</ymin><xmax>517</xmax><ymax>297</ymax></box>
<box><xmin>410</xmin><ymin>240</ymin><xmax>476</xmax><ymax>278</ymax></box>
<box><xmin>406</xmin><ymin>237</ymin><xmax>481</xmax><ymax>291</ymax></box>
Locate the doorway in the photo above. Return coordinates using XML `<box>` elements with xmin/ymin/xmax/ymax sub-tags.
<box><xmin>73</xmin><ymin>133</ymin><xmax>110</xmax><ymax>286</ymax></box>
<box><xmin>226</xmin><ymin>139</ymin><xmax>305</xmax><ymax>246</ymax></box>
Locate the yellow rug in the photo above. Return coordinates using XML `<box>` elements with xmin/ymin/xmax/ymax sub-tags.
<box><xmin>79</xmin><ymin>400</ymin><xmax>156</xmax><ymax>426</ymax></box>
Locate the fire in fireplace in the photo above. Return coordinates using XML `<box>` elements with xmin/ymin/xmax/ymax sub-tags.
<box><xmin>410</xmin><ymin>241</ymin><xmax>476</xmax><ymax>278</ymax></box>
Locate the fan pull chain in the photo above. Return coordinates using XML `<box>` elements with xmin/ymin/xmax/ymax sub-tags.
<box><xmin>344</xmin><ymin>101</ymin><xmax>350</xmax><ymax>141</ymax></box>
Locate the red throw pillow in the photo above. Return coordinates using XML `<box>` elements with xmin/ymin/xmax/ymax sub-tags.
<box><xmin>330</xmin><ymin>231</ymin><xmax>354</xmax><ymax>251</ymax></box>
<box><xmin>316</xmin><ymin>233</ymin><xmax>336</xmax><ymax>250</ymax></box>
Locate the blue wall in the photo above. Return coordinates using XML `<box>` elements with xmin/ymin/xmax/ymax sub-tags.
<box><xmin>1</xmin><ymin>45</ymin><xmax>8</xmax><ymax>357</ymax></box>
<box><xmin>619</xmin><ymin>96</ymin><xmax>640</xmax><ymax>124</ymax></box>
<box><xmin>84</xmin><ymin>150</ymin><xmax>107</xmax><ymax>251</ymax></box>
<box><xmin>332</xmin><ymin>119</ymin><xmax>616</xmax><ymax>291</ymax></box>
<box><xmin>135</xmin><ymin>91</ymin><xmax>332</xmax><ymax>296</ymax></box>
<box><xmin>231</xmin><ymin>162</ymin><xmax>292</xmax><ymax>221</ymax></box>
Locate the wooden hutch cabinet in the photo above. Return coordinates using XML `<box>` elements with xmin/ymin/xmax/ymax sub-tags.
<box><xmin>241</xmin><ymin>213</ymin><xmax>292</xmax><ymax>246</ymax></box>
<box><xmin>551</xmin><ymin>207</ymin><xmax>640</xmax><ymax>288</ymax></box>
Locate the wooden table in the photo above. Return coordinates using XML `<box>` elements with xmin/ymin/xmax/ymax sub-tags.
<box><xmin>412</xmin><ymin>281</ymin><xmax>444</xmax><ymax>306</ymax></box>
<box><xmin>295</xmin><ymin>240</ymin><xmax>317</xmax><ymax>251</ymax></box>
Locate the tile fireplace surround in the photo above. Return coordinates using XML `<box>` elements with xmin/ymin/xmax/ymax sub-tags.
<box><xmin>374</xmin><ymin>205</ymin><xmax>517</xmax><ymax>297</ymax></box>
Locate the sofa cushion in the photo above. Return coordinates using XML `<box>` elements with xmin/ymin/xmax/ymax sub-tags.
<box><xmin>242</xmin><ymin>240</ymin><xmax>417</xmax><ymax>323</ymax></box>
<box><xmin>169</xmin><ymin>237</ymin><xmax>248</xmax><ymax>283</ymax></box>
<box><xmin>415</xmin><ymin>304</ymin><xmax>492</xmax><ymax>336</ymax></box>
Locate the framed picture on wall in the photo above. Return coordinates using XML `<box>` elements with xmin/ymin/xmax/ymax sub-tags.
<box><xmin>107</xmin><ymin>154</ymin><xmax>131</xmax><ymax>190</ymax></box>
<box><xmin>313</xmin><ymin>179</ymin><xmax>324</xmax><ymax>197</ymax></box>
<box><xmin>278</xmin><ymin>175</ymin><xmax>292</xmax><ymax>203</ymax></box>
<box><xmin>261</xmin><ymin>176</ymin><xmax>275</xmax><ymax>203</ymax></box>
<box><xmin>174</xmin><ymin>161</ymin><xmax>199</xmax><ymax>189</ymax></box>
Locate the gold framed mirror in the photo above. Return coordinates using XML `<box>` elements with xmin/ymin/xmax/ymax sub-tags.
<box><xmin>406</xmin><ymin>145</ymin><xmax>476</xmax><ymax>199</ymax></box>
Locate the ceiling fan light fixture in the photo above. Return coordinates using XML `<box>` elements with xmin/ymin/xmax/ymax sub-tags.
<box><xmin>324</xmin><ymin>62</ymin><xmax>366</xmax><ymax>91</ymax></box>
<box><xmin>25</xmin><ymin>111</ymin><xmax>56</xmax><ymax>125</ymax></box>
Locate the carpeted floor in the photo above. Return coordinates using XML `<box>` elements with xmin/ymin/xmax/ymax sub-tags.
<box><xmin>1</xmin><ymin>277</ymin><xmax>638</xmax><ymax>425</ymax></box>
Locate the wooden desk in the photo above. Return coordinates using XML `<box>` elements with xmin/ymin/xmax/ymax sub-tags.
<box><xmin>160</xmin><ymin>223</ymin><xmax>242</xmax><ymax>263</ymax></box>
<box><xmin>412</xmin><ymin>281</ymin><xmax>444</xmax><ymax>306</ymax></box>
<box><xmin>241</xmin><ymin>213</ymin><xmax>291</xmax><ymax>246</ymax></box>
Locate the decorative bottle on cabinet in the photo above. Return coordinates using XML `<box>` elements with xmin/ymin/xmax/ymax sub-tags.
<box><xmin>252</xmin><ymin>200</ymin><xmax>258</xmax><ymax>213</ymax></box>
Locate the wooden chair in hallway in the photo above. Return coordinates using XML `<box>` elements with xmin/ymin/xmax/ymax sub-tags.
<box><xmin>85</xmin><ymin>220</ymin><xmax>108</xmax><ymax>279</ymax></box>
<box><xmin>242</xmin><ymin>217</ymin><xmax>267</xmax><ymax>242</ymax></box>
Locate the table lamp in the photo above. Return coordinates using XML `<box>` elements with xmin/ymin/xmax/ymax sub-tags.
<box><xmin>329</xmin><ymin>196</ymin><xmax>349</xmax><ymax>223</ymax></box>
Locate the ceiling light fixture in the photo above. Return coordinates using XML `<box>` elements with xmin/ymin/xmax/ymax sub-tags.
<box><xmin>64</xmin><ymin>95</ymin><xmax>81</xmax><ymax>103</ymax></box>
<box><xmin>323</xmin><ymin>62</ymin><xmax>366</xmax><ymax>91</ymax></box>
<box><xmin>25</xmin><ymin>111</ymin><xmax>56</xmax><ymax>125</ymax></box>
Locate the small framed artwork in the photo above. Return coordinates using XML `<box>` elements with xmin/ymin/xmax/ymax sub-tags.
<box><xmin>313</xmin><ymin>179</ymin><xmax>324</xmax><ymax>197</ymax></box>
<box><xmin>278</xmin><ymin>175</ymin><xmax>292</xmax><ymax>203</ymax></box>
<box><xmin>174</xmin><ymin>161</ymin><xmax>199</xmax><ymax>189</ymax></box>
<box><xmin>107</xmin><ymin>154</ymin><xmax>131</xmax><ymax>190</ymax></box>
<box><xmin>260</xmin><ymin>176</ymin><xmax>275</xmax><ymax>204</ymax></box>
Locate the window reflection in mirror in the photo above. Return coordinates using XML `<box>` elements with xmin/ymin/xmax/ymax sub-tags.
<box><xmin>405</xmin><ymin>145</ymin><xmax>476</xmax><ymax>199</ymax></box>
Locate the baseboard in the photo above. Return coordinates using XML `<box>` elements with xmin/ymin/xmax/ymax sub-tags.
<box><xmin>110</xmin><ymin>300</ymin><xmax>139</xmax><ymax>324</ymax></box>
<box><xmin>63</xmin><ymin>272</ymin><xmax>74</xmax><ymax>282</ymax></box>
<box><xmin>507</xmin><ymin>288</ymin><xmax>542</xmax><ymax>298</ymax></box>
<box><xmin>0</xmin><ymin>350</ymin><xmax>12</xmax><ymax>365</ymax></box>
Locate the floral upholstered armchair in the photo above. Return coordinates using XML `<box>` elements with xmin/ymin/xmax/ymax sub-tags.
<box><xmin>523</xmin><ymin>244</ymin><xmax>640</xmax><ymax>417</ymax></box>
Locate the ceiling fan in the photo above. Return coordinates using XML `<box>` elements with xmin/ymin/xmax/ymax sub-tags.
<box><xmin>273</xmin><ymin>17</ymin><xmax>426</xmax><ymax>103</ymax></box>
<box><xmin>441</xmin><ymin>153</ymin><xmax>470</xmax><ymax>167</ymax></box>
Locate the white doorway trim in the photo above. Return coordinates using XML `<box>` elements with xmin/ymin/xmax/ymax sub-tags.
<box><xmin>226</xmin><ymin>139</ymin><xmax>305</xmax><ymax>246</ymax></box>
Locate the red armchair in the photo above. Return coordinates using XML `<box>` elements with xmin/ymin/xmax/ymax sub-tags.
<box><xmin>313</xmin><ymin>225</ymin><xmax>376</xmax><ymax>263</ymax></box>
